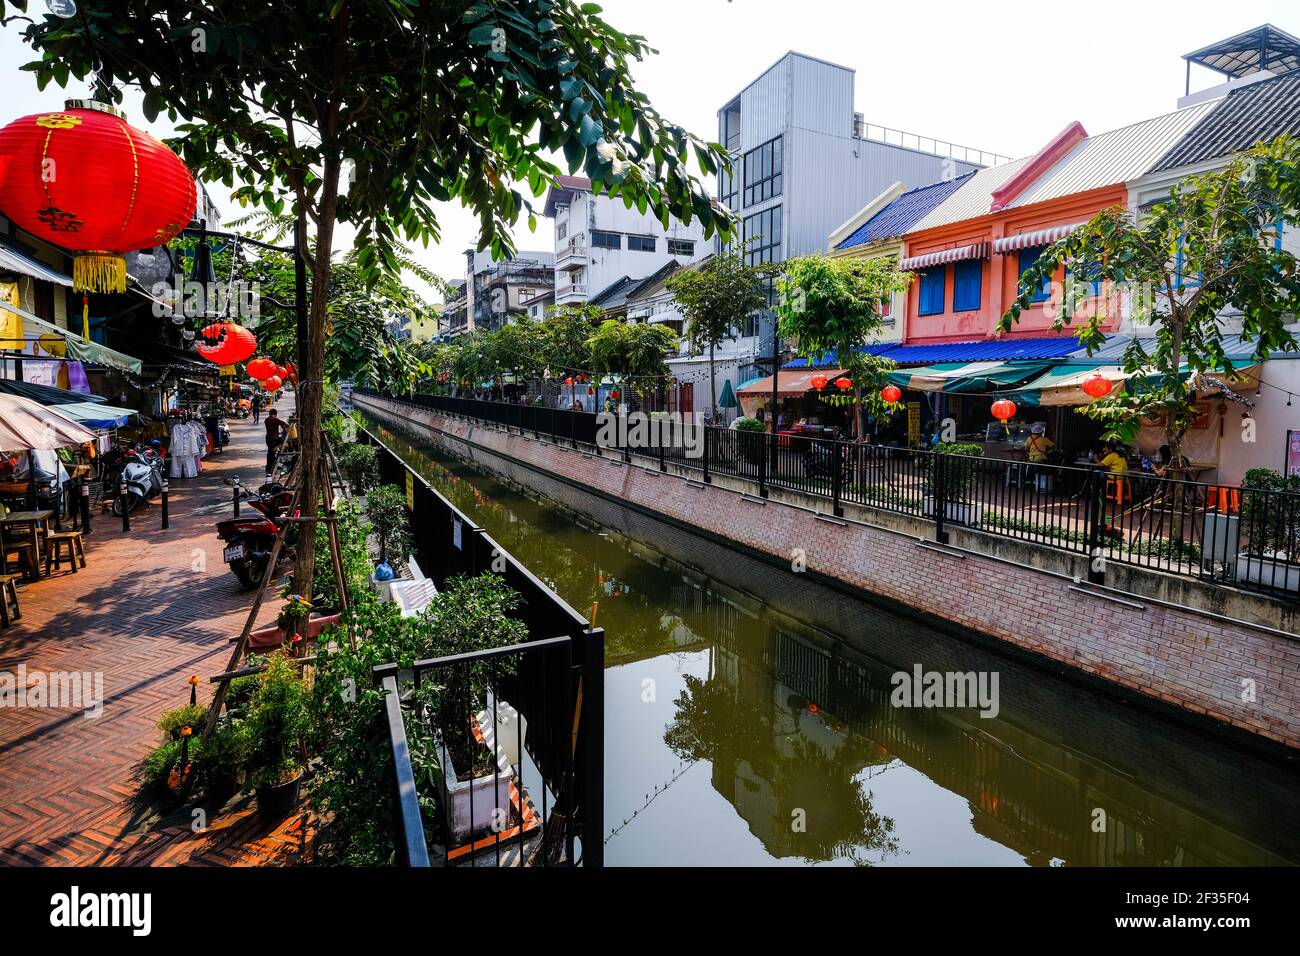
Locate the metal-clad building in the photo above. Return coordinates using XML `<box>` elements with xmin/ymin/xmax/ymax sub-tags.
<box><xmin>713</xmin><ymin>51</ymin><xmax>1005</xmax><ymax>382</ymax></box>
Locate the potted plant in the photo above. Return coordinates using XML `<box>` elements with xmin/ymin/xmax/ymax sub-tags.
<box><xmin>922</xmin><ymin>442</ymin><xmax>985</xmax><ymax>526</ymax></box>
<box><xmin>366</xmin><ymin>483</ymin><xmax>413</xmax><ymax>594</ymax></box>
<box><xmin>242</xmin><ymin>651</ymin><xmax>310</xmax><ymax>818</ymax></box>
<box><xmin>196</xmin><ymin>715</ymin><xmax>250</xmax><ymax>800</ymax></box>
<box><xmin>248</xmin><ymin>591</ymin><xmax>340</xmax><ymax>651</ymax></box>
<box><xmin>141</xmin><ymin>732</ymin><xmax>201</xmax><ymax>797</ymax></box>
<box><xmin>338</xmin><ymin>443</ymin><xmax>380</xmax><ymax>495</ymax></box>
<box><xmin>1235</xmin><ymin>468</ymin><xmax>1300</xmax><ymax>593</ymax></box>
<box><xmin>731</xmin><ymin>416</ymin><xmax>767</xmax><ymax>465</ymax></box>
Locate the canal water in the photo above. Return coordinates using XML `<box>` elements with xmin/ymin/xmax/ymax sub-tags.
<box><xmin>361</xmin><ymin>411</ymin><xmax>1300</xmax><ymax>867</ymax></box>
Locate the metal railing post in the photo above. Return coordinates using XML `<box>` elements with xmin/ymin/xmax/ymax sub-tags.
<box><xmin>933</xmin><ymin>451</ymin><xmax>948</xmax><ymax>545</ymax></box>
<box><xmin>758</xmin><ymin>432</ymin><xmax>768</xmax><ymax>498</ymax></box>
<box><xmin>831</xmin><ymin>441</ymin><xmax>843</xmax><ymax>517</ymax></box>
<box><xmin>702</xmin><ymin>424</ymin><xmax>712</xmax><ymax>484</ymax></box>
<box><xmin>160</xmin><ymin>479</ymin><xmax>170</xmax><ymax>530</ymax></box>
<box><xmin>1086</xmin><ymin>468</ymin><xmax>1106</xmax><ymax>585</ymax></box>
<box><xmin>119</xmin><ymin>482</ymin><xmax>130</xmax><ymax>533</ymax></box>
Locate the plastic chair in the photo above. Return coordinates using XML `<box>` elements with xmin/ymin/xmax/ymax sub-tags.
<box><xmin>1105</xmin><ymin>476</ymin><xmax>1132</xmax><ymax>504</ymax></box>
<box><xmin>1206</xmin><ymin>486</ymin><xmax>1240</xmax><ymax>513</ymax></box>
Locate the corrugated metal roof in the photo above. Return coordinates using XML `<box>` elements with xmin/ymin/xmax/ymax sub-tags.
<box><xmin>1151</xmin><ymin>73</ymin><xmax>1300</xmax><ymax>172</ymax></box>
<box><xmin>908</xmin><ymin>102</ymin><xmax>1219</xmax><ymax>232</ymax></box>
<box><xmin>1009</xmin><ymin>101</ymin><xmax>1221</xmax><ymax>207</ymax></box>
<box><xmin>1068</xmin><ymin>333</ymin><xmax>1300</xmax><ymax>364</ymax></box>
<box><xmin>835</xmin><ymin>173</ymin><xmax>974</xmax><ymax>250</ymax></box>
<box><xmin>906</xmin><ymin>159</ymin><xmax>1028</xmax><ymax>233</ymax></box>
<box><xmin>0</xmin><ymin>241</ymin><xmax>72</xmax><ymax>287</ymax></box>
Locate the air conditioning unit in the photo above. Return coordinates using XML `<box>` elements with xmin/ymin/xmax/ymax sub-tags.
<box><xmin>1202</xmin><ymin>511</ymin><xmax>1240</xmax><ymax>569</ymax></box>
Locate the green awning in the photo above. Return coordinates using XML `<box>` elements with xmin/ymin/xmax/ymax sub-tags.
<box><xmin>5</xmin><ymin>303</ymin><xmax>144</xmax><ymax>374</ymax></box>
<box><xmin>887</xmin><ymin>361</ymin><xmax>1052</xmax><ymax>394</ymax></box>
<box><xmin>1005</xmin><ymin>362</ymin><xmax>1259</xmax><ymax>406</ymax></box>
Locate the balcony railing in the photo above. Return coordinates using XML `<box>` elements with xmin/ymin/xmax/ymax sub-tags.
<box><xmin>556</xmin><ymin>240</ymin><xmax>587</xmax><ymax>271</ymax></box>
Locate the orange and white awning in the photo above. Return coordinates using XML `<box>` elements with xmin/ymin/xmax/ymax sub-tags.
<box><xmin>992</xmin><ymin>221</ymin><xmax>1090</xmax><ymax>254</ymax></box>
<box><xmin>898</xmin><ymin>243</ymin><xmax>989</xmax><ymax>272</ymax></box>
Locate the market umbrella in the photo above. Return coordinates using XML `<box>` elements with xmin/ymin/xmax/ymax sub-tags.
<box><xmin>718</xmin><ymin>379</ymin><xmax>738</xmax><ymax>409</ymax></box>
<box><xmin>0</xmin><ymin>394</ymin><xmax>96</xmax><ymax>450</ymax></box>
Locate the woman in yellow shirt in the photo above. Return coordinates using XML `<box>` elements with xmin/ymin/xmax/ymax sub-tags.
<box><xmin>1098</xmin><ymin>441</ymin><xmax>1128</xmax><ymax>474</ymax></box>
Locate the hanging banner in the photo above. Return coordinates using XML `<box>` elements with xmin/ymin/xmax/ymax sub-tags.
<box><xmin>907</xmin><ymin>402</ymin><xmax>921</xmax><ymax>446</ymax></box>
<box><xmin>1287</xmin><ymin>429</ymin><xmax>1300</xmax><ymax>478</ymax></box>
<box><xmin>219</xmin><ymin>364</ymin><xmax>237</xmax><ymax>377</ymax></box>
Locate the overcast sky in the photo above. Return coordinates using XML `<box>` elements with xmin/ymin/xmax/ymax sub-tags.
<box><xmin>1</xmin><ymin>0</ymin><xmax>1295</xmax><ymax>300</ymax></box>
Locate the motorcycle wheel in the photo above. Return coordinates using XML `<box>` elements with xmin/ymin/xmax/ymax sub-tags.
<box><xmin>111</xmin><ymin>492</ymin><xmax>142</xmax><ymax>516</ymax></box>
<box><xmin>231</xmin><ymin>554</ymin><xmax>268</xmax><ymax>590</ymax></box>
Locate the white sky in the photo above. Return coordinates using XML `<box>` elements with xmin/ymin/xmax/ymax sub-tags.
<box><xmin>1</xmin><ymin>0</ymin><xmax>1295</xmax><ymax>301</ymax></box>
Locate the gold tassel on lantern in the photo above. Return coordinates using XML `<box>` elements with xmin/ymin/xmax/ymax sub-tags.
<box><xmin>73</xmin><ymin>253</ymin><xmax>128</xmax><ymax>294</ymax></box>
<box><xmin>82</xmin><ymin>294</ymin><xmax>90</xmax><ymax>339</ymax></box>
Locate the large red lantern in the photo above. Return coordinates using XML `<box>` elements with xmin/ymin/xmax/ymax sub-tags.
<box><xmin>247</xmin><ymin>357</ymin><xmax>276</xmax><ymax>380</ymax></box>
<box><xmin>1082</xmin><ymin>373</ymin><xmax>1113</xmax><ymax>399</ymax></box>
<box><xmin>835</xmin><ymin>376</ymin><xmax>852</xmax><ymax>392</ymax></box>
<box><xmin>810</xmin><ymin>374</ymin><xmax>828</xmax><ymax>391</ymax></box>
<box><xmin>263</xmin><ymin>375</ymin><xmax>283</xmax><ymax>392</ymax></box>
<box><xmin>0</xmin><ymin>102</ymin><xmax>196</xmax><ymax>293</ymax></box>
<box><xmin>196</xmin><ymin>322</ymin><xmax>257</xmax><ymax>365</ymax></box>
<box><xmin>275</xmin><ymin>364</ymin><xmax>288</xmax><ymax>380</ymax></box>
<box><xmin>881</xmin><ymin>384</ymin><xmax>902</xmax><ymax>403</ymax></box>
<box><xmin>991</xmin><ymin>398</ymin><xmax>1017</xmax><ymax>422</ymax></box>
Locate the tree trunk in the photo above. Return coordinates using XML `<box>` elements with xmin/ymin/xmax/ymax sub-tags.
<box><xmin>709</xmin><ymin>342</ymin><xmax>717</xmax><ymax>424</ymax></box>
<box><xmin>292</xmin><ymin>156</ymin><xmax>343</xmax><ymax>597</ymax></box>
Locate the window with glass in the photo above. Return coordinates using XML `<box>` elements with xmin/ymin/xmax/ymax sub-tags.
<box><xmin>556</xmin><ymin>222</ymin><xmax>567</xmax><ymax>241</ymax></box>
<box><xmin>628</xmin><ymin>235</ymin><xmax>656</xmax><ymax>253</ymax></box>
<box><xmin>591</xmin><ymin>230</ymin><xmax>621</xmax><ymax>250</ymax></box>
<box><xmin>743</xmin><ymin>206</ymin><xmax>783</xmax><ymax>313</ymax></box>
<box><xmin>952</xmin><ymin>259</ymin><xmax>982</xmax><ymax>312</ymax></box>
<box><xmin>917</xmin><ymin>268</ymin><xmax>946</xmax><ymax>316</ymax></box>
<box><xmin>1017</xmin><ymin>247</ymin><xmax>1054</xmax><ymax>304</ymax></box>
<box><xmin>667</xmin><ymin>239</ymin><xmax>695</xmax><ymax>257</ymax></box>
<box><xmin>743</xmin><ymin>136</ymin><xmax>783</xmax><ymax>207</ymax></box>
<box><xmin>719</xmin><ymin>165</ymin><xmax>738</xmax><ymax>213</ymax></box>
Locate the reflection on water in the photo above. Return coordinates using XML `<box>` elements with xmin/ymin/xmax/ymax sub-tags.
<box><xmin>364</xmin><ymin>414</ymin><xmax>1300</xmax><ymax>867</ymax></box>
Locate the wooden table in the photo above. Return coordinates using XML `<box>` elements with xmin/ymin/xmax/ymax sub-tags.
<box><xmin>1</xmin><ymin>510</ymin><xmax>54</xmax><ymax>582</ymax></box>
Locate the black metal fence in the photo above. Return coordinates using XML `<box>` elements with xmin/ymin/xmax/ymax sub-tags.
<box><xmin>365</xmin><ymin>433</ymin><xmax>605</xmax><ymax>866</ymax></box>
<box><xmin>356</xmin><ymin>390</ymin><xmax>1300</xmax><ymax>603</ymax></box>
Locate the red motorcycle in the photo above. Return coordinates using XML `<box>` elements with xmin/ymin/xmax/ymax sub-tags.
<box><xmin>216</xmin><ymin>480</ymin><xmax>297</xmax><ymax>589</ymax></box>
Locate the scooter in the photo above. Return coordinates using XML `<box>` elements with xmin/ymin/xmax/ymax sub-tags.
<box><xmin>111</xmin><ymin>443</ymin><xmax>166</xmax><ymax>516</ymax></box>
<box><xmin>215</xmin><ymin>479</ymin><xmax>297</xmax><ymax>590</ymax></box>
<box><xmin>802</xmin><ymin>440</ymin><xmax>852</xmax><ymax>482</ymax></box>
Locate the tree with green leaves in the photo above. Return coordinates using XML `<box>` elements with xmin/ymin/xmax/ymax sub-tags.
<box><xmin>586</xmin><ymin>319</ymin><xmax>678</xmax><ymax>408</ymax></box>
<box><xmin>665</xmin><ymin>247</ymin><xmax>771</xmax><ymax>421</ymax></box>
<box><xmin>1000</xmin><ymin>136</ymin><xmax>1300</xmax><ymax>470</ymax></box>
<box><xmin>11</xmin><ymin>0</ymin><xmax>733</xmax><ymax>591</ymax></box>
<box><xmin>775</xmin><ymin>255</ymin><xmax>911</xmax><ymax>438</ymax></box>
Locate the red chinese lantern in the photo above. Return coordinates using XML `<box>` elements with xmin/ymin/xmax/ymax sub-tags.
<box><xmin>835</xmin><ymin>376</ymin><xmax>852</xmax><ymax>391</ymax></box>
<box><xmin>810</xmin><ymin>374</ymin><xmax>828</xmax><ymax>391</ymax></box>
<box><xmin>196</xmin><ymin>321</ymin><xmax>257</xmax><ymax>365</ymax></box>
<box><xmin>285</xmin><ymin>363</ymin><xmax>298</xmax><ymax>384</ymax></box>
<box><xmin>0</xmin><ymin>102</ymin><xmax>196</xmax><ymax>293</ymax></box>
<box><xmin>247</xmin><ymin>357</ymin><xmax>276</xmax><ymax>380</ymax></box>
<box><xmin>1082</xmin><ymin>373</ymin><xmax>1113</xmax><ymax>399</ymax></box>
<box><xmin>263</xmin><ymin>375</ymin><xmax>283</xmax><ymax>392</ymax></box>
<box><xmin>275</xmin><ymin>364</ymin><xmax>288</xmax><ymax>380</ymax></box>
<box><xmin>565</xmin><ymin>376</ymin><xmax>574</xmax><ymax>387</ymax></box>
<box><xmin>611</xmin><ymin>389</ymin><xmax>620</xmax><ymax>400</ymax></box>
<box><xmin>881</xmin><ymin>384</ymin><xmax>902</xmax><ymax>403</ymax></box>
<box><xmin>991</xmin><ymin>398</ymin><xmax>1017</xmax><ymax>422</ymax></box>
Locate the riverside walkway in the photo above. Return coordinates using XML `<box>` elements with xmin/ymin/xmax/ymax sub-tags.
<box><xmin>0</xmin><ymin>399</ymin><xmax>308</xmax><ymax>866</ymax></box>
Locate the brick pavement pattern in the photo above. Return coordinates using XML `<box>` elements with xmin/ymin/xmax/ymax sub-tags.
<box><xmin>0</xmin><ymin>400</ymin><xmax>309</xmax><ymax>866</ymax></box>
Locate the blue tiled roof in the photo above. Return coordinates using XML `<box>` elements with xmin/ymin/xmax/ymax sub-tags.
<box><xmin>784</xmin><ymin>336</ymin><xmax>1085</xmax><ymax>369</ymax></box>
<box><xmin>835</xmin><ymin>173</ymin><xmax>975</xmax><ymax>251</ymax></box>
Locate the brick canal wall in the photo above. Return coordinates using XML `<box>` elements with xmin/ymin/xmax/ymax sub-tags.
<box><xmin>356</xmin><ymin>394</ymin><xmax>1300</xmax><ymax>752</ymax></box>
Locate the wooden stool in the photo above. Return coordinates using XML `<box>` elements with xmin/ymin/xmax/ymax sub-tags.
<box><xmin>0</xmin><ymin>573</ymin><xmax>20</xmax><ymax>627</ymax></box>
<box><xmin>45</xmin><ymin>530</ymin><xmax>86</xmax><ymax>576</ymax></box>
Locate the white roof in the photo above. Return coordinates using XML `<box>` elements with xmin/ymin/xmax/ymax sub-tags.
<box><xmin>906</xmin><ymin>99</ymin><xmax>1222</xmax><ymax>234</ymax></box>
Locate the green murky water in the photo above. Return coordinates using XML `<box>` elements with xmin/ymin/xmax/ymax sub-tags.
<box><xmin>361</xmin><ymin>412</ymin><xmax>1300</xmax><ymax>867</ymax></box>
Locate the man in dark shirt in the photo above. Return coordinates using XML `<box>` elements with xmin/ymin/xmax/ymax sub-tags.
<box><xmin>264</xmin><ymin>409</ymin><xmax>288</xmax><ymax>478</ymax></box>
<box><xmin>251</xmin><ymin>392</ymin><xmax>263</xmax><ymax>423</ymax></box>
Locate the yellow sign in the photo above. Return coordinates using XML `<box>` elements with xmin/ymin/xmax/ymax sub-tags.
<box><xmin>907</xmin><ymin>402</ymin><xmax>921</xmax><ymax>446</ymax></box>
<box><xmin>405</xmin><ymin>471</ymin><xmax>414</xmax><ymax>510</ymax></box>
<box><xmin>219</xmin><ymin>364</ymin><xmax>237</xmax><ymax>377</ymax></box>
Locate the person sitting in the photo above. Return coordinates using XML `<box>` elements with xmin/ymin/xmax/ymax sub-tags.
<box><xmin>1098</xmin><ymin>440</ymin><xmax>1128</xmax><ymax>474</ymax></box>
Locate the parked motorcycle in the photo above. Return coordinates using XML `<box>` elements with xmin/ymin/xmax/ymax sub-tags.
<box><xmin>110</xmin><ymin>443</ymin><xmax>166</xmax><ymax>516</ymax></box>
<box><xmin>216</xmin><ymin>479</ymin><xmax>297</xmax><ymax>589</ymax></box>
<box><xmin>802</xmin><ymin>440</ymin><xmax>852</xmax><ymax>483</ymax></box>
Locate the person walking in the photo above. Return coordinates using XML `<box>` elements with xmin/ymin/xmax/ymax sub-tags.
<box><xmin>251</xmin><ymin>392</ymin><xmax>263</xmax><ymax>424</ymax></box>
<box><xmin>264</xmin><ymin>408</ymin><xmax>288</xmax><ymax>479</ymax></box>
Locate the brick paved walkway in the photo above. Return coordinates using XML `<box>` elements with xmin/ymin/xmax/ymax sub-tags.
<box><xmin>0</xmin><ymin>399</ymin><xmax>312</xmax><ymax>866</ymax></box>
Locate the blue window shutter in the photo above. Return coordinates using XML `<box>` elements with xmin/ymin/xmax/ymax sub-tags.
<box><xmin>1019</xmin><ymin>247</ymin><xmax>1052</xmax><ymax>303</ymax></box>
<box><xmin>953</xmin><ymin>260</ymin><xmax>981</xmax><ymax>312</ymax></box>
<box><xmin>918</xmin><ymin>268</ymin><xmax>945</xmax><ymax>316</ymax></box>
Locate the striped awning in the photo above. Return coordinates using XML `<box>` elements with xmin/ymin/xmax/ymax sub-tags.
<box><xmin>898</xmin><ymin>243</ymin><xmax>989</xmax><ymax>272</ymax></box>
<box><xmin>992</xmin><ymin>221</ymin><xmax>1090</xmax><ymax>254</ymax></box>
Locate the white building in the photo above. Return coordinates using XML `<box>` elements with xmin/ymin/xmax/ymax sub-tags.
<box><xmin>543</xmin><ymin>175</ymin><xmax>706</xmax><ymax>307</ymax></box>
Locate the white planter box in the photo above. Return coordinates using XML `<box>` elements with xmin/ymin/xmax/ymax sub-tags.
<box><xmin>1234</xmin><ymin>553</ymin><xmax>1300</xmax><ymax>594</ymax></box>
<box><xmin>370</xmin><ymin>571</ymin><xmax>396</xmax><ymax>602</ymax></box>
<box><xmin>923</xmin><ymin>497</ymin><xmax>982</xmax><ymax>527</ymax></box>
<box><xmin>436</xmin><ymin>712</ymin><xmax>514</xmax><ymax>843</ymax></box>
